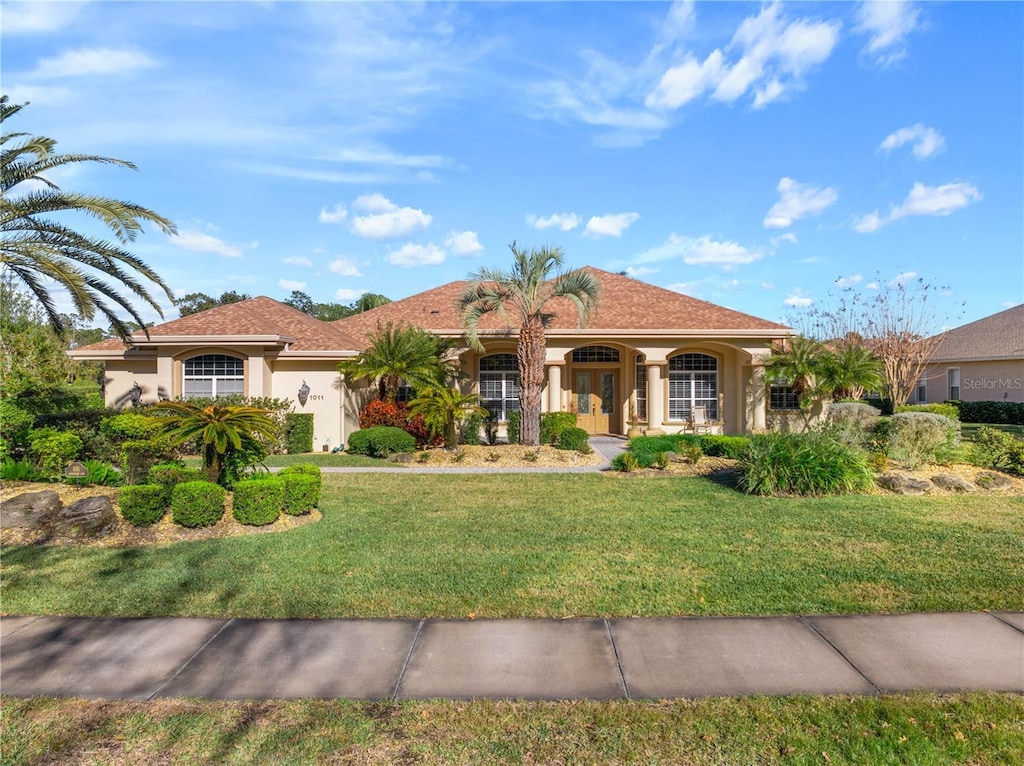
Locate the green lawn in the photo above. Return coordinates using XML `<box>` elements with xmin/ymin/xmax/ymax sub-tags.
<box><xmin>961</xmin><ymin>423</ymin><xmax>1024</xmax><ymax>440</ymax></box>
<box><xmin>3</xmin><ymin>474</ymin><xmax>1022</xmax><ymax>618</ymax></box>
<box><xmin>3</xmin><ymin>694</ymin><xmax>1022</xmax><ymax>765</ymax></box>
<box><xmin>182</xmin><ymin>452</ymin><xmax>388</xmax><ymax>468</ymax></box>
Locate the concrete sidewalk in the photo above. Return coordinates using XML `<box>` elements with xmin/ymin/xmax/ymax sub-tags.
<box><xmin>2</xmin><ymin>612</ymin><xmax>1021</xmax><ymax>701</ymax></box>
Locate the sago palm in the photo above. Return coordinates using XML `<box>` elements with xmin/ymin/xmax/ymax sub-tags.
<box><xmin>339</xmin><ymin>322</ymin><xmax>458</xmax><ymax>401</ymax></box>
<box><xmin>820</xmin><ymin>344</ymin><xmax>884</xmax><ymax>400</ymax></box>
<box><xmin>149</xmin><ymin>401</ymin><xmax>279</xmax><ymax>484</ymax></box>
<box><xmin>765</xmin><ymin>335</ymin><xmax>827</xmax><ymax>410</ymax></box>
<box><xmin>1</xmin><ymin>96</ymin><xmax>176</xmax><ymax>341</ymax></box>
<box><xmin>409</xmin><ymin>387</ymin><xmax>487</xmax><ymax>449</ymax></box>
<box><xmin>459</xmin><ymin>243</ymin><xmax>600</xmax><ymax>446</ymax></box>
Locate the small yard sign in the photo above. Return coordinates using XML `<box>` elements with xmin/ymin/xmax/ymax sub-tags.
<box><xmin>64</xmin><ymin>461</ymin><xmax>89</xmax><ymax>478</ymax></box>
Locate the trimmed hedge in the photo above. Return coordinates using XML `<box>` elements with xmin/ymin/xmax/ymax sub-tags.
<box><xmin>148</xmin><ymin>463</ymin><xmax>204</xmax><ymax>504</ymax></box>
<box><xmin>947</xmin><ymin>400</ymin><xmax>1024</xmax><ymax>425</ymax></box>
<box><xmin>555</xmin><ymin>426</ymin><xmax>590</xmax><ymax>452</ymax></box>
<box><xmin>540</xmin><ymin>412</ymin><xmax>577</xmax><ymax>445</ymax></box>
<box><xmin>346</xmin><ymin>426</ymin><xmax>416</xmax><ymax>458</ymax></box>
<box><xmin>507</xmin><ymin>410</ymin><xmax>520</xmax><ymax>445</ymax></box>
<box><xmin>284</xmin><ymin>412</ymin><xmax>314</xmax><ymax>454</ymax></box>
<box><xmin>171</xmin><ymin>480</ymin><xmax>226</xmax><ymax>527</ymax></box>
<box><xmin>119</xmin><ymin>484</ymin><xmax>167</xmax><ymax>526</ymax></box>
<box><xmin>232</xmin><ymin>477</ymin><xmax>284</xmax><ymax>525</ymax></box>
<box><xmin>281</xmin><ymin>473</ymin><xmax>320</xmax><ymax>515</ymax></box>
<box><xmin>897</xmin><ymin>403</ymin><xmax>960</xmax><ymax>422</ymax></box>
<box><xmin>698</xmin><ymin>435</ymin><xmax>750</xmax><ymax>459</ymax></box>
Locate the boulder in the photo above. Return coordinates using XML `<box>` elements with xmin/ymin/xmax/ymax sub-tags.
<box><xmin>663</xmin><ymin>451</ymin><xmax>682</xmax><ymax>463</ymax></box>
<box><xmin>1</xmin><ymin>490</ymin><xmax>62</xmax><ymax>529</ymax></box>
<box><xmin>975</xmin><ymin>471</ymin><xmax>1013</xmax><ymax>490</ymax></box>
<box><xmin>931</xmin><ymin>474</ymin><xmax>976</xmax><ymax>493</ymax></box>
<box><xmin>876</xmin><ymin>473</ymin><xmax>934</xmax><ymax>496</ymax></box>
<box><xmin>54</xmin><ymin>496</ymin><xmax>118</xmax><ymax>537</ymax></box>
<box><xmin>387</xmin><ymin>452</ymin><xmax>415</xmax><ymax>464</ymax></box>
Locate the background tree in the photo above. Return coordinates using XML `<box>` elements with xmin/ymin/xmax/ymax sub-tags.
<box><xmin>353</xmin><ymin>293</ymin><xmax>391</xmax><ymax>313</ymax></box>
<box><xmin>459</xmin><ymin>243</ymin><xmax>600</xmax><ymax>446</ymax></box>
<box><xmin>148</xmin><ymin>400</ymin><xmax>278</xmax><ymax>485</ymax></box>
<box><xmin>409</xmin><ymin>387</ymin><xmax>486</xmax><ymax>449</ymax></box>
<box><xmin>338</xmin><ymin>322</ymin><xmax>459</xmax><ymax>401</ymax></box>
<box><xmin>789</xmin><ymin>275</ymin><xmax>960</xmax><ymax>406</ymax></box>
<box><xmin>1</xmin><ymin>96</ymin><xmax>175</xmax><ymax>341</ymax></box>
<box><xmin>173</xmin><ymin>290</ymin><xmax>251</xmax><ymax>317</ymax></box>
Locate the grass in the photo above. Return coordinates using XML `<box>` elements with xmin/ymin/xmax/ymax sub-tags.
<box><xmin>962</xmin><ymin>423</ymin><xmax>1024</xmax><ymax>440</ymax></box>
<box><xmin>2</xmin><ymin>694</ymin><xmax>1022</xmax><ymax>765</ymax></box>
<box><xmin>3</xmin><ymin>473</ymin><xmax>1022</xmax><ymax>618</ymax></box>
<box><xmin>182</xmin><ymin>452</ymin><xmax>388</xmax><ymax>469</ymax></box>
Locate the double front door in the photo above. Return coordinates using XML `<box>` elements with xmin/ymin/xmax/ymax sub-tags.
<box><xmin>574</xmin><ymin>370</ymin><xmax>617</xmax><ymax>434</ymax></box>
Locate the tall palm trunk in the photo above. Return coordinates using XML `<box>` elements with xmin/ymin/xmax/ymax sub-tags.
<box><xmin>518</xmin><ymin>316</ymin><xmax>546</xmax><ymax>446</ymax></box>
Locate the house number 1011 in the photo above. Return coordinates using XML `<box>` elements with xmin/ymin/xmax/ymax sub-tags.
<box><xmin>309</xmin><ymin>394</ymin><xmax>325</xmax><ymax>401</ymax></box>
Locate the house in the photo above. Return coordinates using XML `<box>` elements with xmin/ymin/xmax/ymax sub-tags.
<box><xmin>913</xmin><ymin>304</ymin><xmax>1024</xmax><ymax>404</ymax></box>
<box><xmin>71</xmin><ymin>268</ymin><xmax>794</xmax><ymax>446</ymax></box>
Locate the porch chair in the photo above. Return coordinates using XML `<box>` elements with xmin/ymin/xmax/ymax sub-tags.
<box><xmin>688</xmin><ymin>405</ymin><xmax>713</xmax><ymax>435</ymax></box>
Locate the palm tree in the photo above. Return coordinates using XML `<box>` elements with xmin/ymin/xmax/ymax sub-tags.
<box><xmin>409</xmin><ymin>387</ymin><xmax>487</xmax><ymax>449</ymax></box>
<box><xmin>339</xmin><ymin>322</ymin><xmax>459</xmax><ymax>401</ymax></box>
<box><xmin>149</xmin><ymin>401</ymin><xmax>279</xmax><ymax>485</ymax></box>
<box><xmin>820</xmin><ymin>344</ymin><xmax>885</xmax><ymax>401</ymax></box>
<box><xmin>765</xmin><ymin>335</ymin><xmax>827</xmax><ymax>412</ymax></box>
<box><xmin>459</xmin><ymin>243</ymin><xmax>600</xmax><ymax>446</ymax></box>
<box><xmin>353</xmin><ymin>292</ymin><xmax>392</xmax><ymax>313</ymax></box>
<box><xmin>1</xmin><ymin>96</ymin><xmax>176</xmax><ymax>341</ymax></box>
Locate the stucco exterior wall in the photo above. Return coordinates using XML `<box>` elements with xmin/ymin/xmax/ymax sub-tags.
<box><xmin>269</xmin><ymin>360</ymin><xmax>345</xmax><ymax>451</ymax></box>
<box><xmin>104</xmin><ymin>357</ymin><xmax>160</xmax><ymax>408</ymax></box>
<box><xmin>920</xmin><ymin>360</ymin><xmax>1024</xmax><ymax>404</ymax></box>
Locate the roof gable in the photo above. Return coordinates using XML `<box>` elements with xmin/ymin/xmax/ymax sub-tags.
<box><xmin>932</xmin><ymin>304</ymin><xmax>1024</xmax><ymax>361</ymax></box>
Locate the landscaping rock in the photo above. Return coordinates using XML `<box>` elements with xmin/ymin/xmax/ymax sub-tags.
<box><xmin>976</xmin><ymin>471</ymin><xmax>1013</xmax><ymax>490</ymax></box>
<box><xmin>931</xmin><ymin>474</ymin><xmax>976</xmax><ymax>493</ymax></box>
<box><xmin>663</xmin><ymin>451</ymin><xmax>682</xmax><ymax>463</ymax></box>
<box><xmin>388</xmin><ymin>452</ymin><xmax>415</xmax><ymax>464</ymax></box>
<box><xmin>1</xmin><ymin>490</ymin><xmax>62</xmax><ymax>529</ymax></box>
<box><xmin>55</xmin><ymin>496</ymin><xmax>118</xmax><ymax>537</ymax></box>
<box><xmin>876</xmin><ymin>473</ymin><xmax>934</xmax><ymax>495</ymax></box>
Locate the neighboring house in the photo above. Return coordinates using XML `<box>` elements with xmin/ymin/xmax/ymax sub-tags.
<box><xmin>913</xmin><ymin>304</ymin><xmax>1024</xmax><ymax>405</ymax></box>
<box><xmin>71</xmin><ymin>268</ymin><xmax>793</xmax><ymax>445</ymax></box>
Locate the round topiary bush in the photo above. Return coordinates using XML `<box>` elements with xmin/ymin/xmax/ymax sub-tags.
<box><xmin>171</xmin><ymin>480</ymin><xmax>226</xmax><ymax>527</ymax></box>
<box><xmin>346</xmin><ymin>426</ymin><xmax>416</xmax><ymax>458</ymax></box>
<box><xmin>119</xmin><ymin>484</ymin><xmax>167</xmax><ymax>526</ymax></box>
<box><xmin>232</xmin><ymin>477</ymin><xmax>284</xmax><ymax>525</ymax></box>
<box><xmin>555</xmin><ymin>426</ymin><xmax>591</xmax><ymax>452</ymax></box>
<box><xmin>281</xmin><ymin>473</ymin><xmax>320</xmax><ymax>515</ymax></box>
<box><xmin>148</xmin><ymin>462</ymin><xmax>205</xmax><ymax>504</ymax></box>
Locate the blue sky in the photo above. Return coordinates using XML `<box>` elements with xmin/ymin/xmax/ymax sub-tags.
<box><xmin>3</xmin><ymin>0</ymin><xmax>1022</xmax><ymax>328</ymax></box>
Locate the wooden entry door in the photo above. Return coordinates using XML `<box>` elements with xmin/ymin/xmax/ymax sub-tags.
<box><xmin>575</xmin><ymin>370</ymin><xmax>616</xmax><ymax>433</ymax></box>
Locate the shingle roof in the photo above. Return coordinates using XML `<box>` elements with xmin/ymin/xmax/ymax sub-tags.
<box><xmin>74</xmin><ymin>296</ymin><xmax>362</xmax><ymax>354</ymax></box>
<box><xmin>931</xmin><ymin>304</ymin><xmax>1024</xmax><ymax>362</ymax></box>
<box><xmin>332</xmin><ymin>267</ymin><xmax>789</xmax><ymax>345</ymax></box>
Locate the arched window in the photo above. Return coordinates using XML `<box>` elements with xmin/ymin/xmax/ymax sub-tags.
<box><xmin>571</xmin><ymin>345</ymin><xmax>620</xmax><ymax>363</ymax></box>
<box><xmin>668</xmin><ymin>353</ymin><xmax>718</xmax><ymax>421</ymax></box>
<box><xmin>183</xmin><ymin>354</ymin><xmax>244</xmax><ymax>399</ymax></box>
<box><xmin>479</xmin><ymin>354</ymin><xmax>519</xmax><ymax>421</ymax></box>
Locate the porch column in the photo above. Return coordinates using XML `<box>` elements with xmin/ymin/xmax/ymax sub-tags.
<box><xmin>748</xmin><ymin>364</ymin><xmax>767</xmax><ymax>433</ymax></box>
<box><xmin>547</xmin><ymin>364</ymin><xmax>562</xmax><ymax>412</ymax></box>
<box><xmin>646</xmin><ymin>362</ymin><xmax>665</xmax><ymax>436</ymax></box>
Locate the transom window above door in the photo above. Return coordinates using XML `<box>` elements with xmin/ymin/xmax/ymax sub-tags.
<box><xmin>183</xmin><ymin>354</ymin><xmax>244</xmax><ymax>399</ymax></box>
<box><xmin>571</xmin><ymin>345</ymin><xmax>620</xmax><ymax>363</ymax></box>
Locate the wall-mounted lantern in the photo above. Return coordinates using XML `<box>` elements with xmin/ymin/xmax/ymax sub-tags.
<box><xmin>298</xmin><ymin>380</ymin><xmax>310</xmax><ymax>407</ymax></box>
<box><xmin>129</xmin><ymin>381</ymin><xmax>143</xmax><ymax>408</ymax></box>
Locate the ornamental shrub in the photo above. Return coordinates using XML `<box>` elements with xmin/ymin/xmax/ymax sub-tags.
<box><xmin>897</xmin><ymin>403</ymin><xmax>960</xmax><ymax>422</ymax></box>
<box><xmin>973</xmin><ymin>426</ymin><xmax>1024</xmax><ymax>476</ymax></box>
<box><xmin>232</xmin><ymin>477</ymin><xmax>284</xmax><ymax>525</ymax></box>
<box><xmin>826</xmin><ymin>402</ymin><xmax>883</xmax><ymax>450</ymax></box>
<box><xmin>119</xmin><ymin>484</ymin><xmax>166</xmax><ymax>526</ymax></box>
<box><xmin>507</xmin><ymin>410</ymin><xmax>520</xmax><ymax>445</ymax></box>
<box><xmin>281</xmin><ymin>473</ymin><xmax>320</xmax><ymax>515</ymax></box>
<box><xmin>556</xmin><ymin>426</ymin><xmax>590</xmax><ymax>452</ymax></box>
<box><xmin>171</xmin><ymin>480</ymin><xmax>226</xmax><ymax>527</ymax></box>
<box><xmin>948</xmin><ymin>400</ymin><xmax>1024</xmax><ymax>425</ymax></box>
<box><xmin>738</xmin><ymin>432</ymin><xmax>873</xmax><ymax>496</ymax></box>
<box><xmin>359</xmin><ymin>399</ymin><xmax>408</xmax><ymax>429</ymax></box>
<box><xmin>884</xmin><ymin>411</ymin><xmax>959</xmax><ymax>469</ymax></box>
<box><xmin>612</xmin><ymin>452</ymin><xmax>639</xmax><ymax>472</ymax></box>
<box><xmin>148</xmin><ymin>462</ymin><xmax>204</xmax><ymax>504</ymax></box>
<box><xmin>346</xmin><ymin>426</ymin><xmax>416</xmax><ymax>458</ymax></box>
<box><xmin>0</xmin><ymin>400</ymin><xmax>35</xmax><ymax>459</ymax></box>
<box><xmin>283</xmin><ymin>412</ymin><xmax>314</xmax><ymax>454</ymax></box>
<box><xmin>697</xmin><ymin>434</ymin><xmax>750</xmax><ymax>459</ymax></box>
<box><xmin>628</xmin><ymin>434</ymin><xmax>699</xmax><ymax>467</ymax></box>
<box><xmin>278</xmin><ymin>463</ymin><xmax>322</xmax><ymax>497</ymax></box>
<box><xmin>118</xmin><ymin>436</ymin><xmax>177</xmax><ymax>485</ymax></box>
<box><xmin>540</xmin><ymin>412</ymin><xmax>577</xmax><ymax>445</ymax></box>
<box><xmin>1</xmin><ymin>458</ymin><xmax>42</xmax><ymax>482</ymax></box>
<box><xmin>28</xmin><ymin>429</ymin><xmax>83</xmax><ymax>478</ymax></box>
<box><xmin>461</xmin><ymin>412</ymin><xmax>483</xmax><ymax>445</ymax></box>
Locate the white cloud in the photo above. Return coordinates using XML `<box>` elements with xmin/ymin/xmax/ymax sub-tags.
<box><xmin>880</xmin><ymin>124</ymin><xmax>945</xmax><ymax>159</ymax></box>
<box><xmin>335</xmin><ymin>288</ymin><xmax>365</xmax><ymax>302</ymax></box>
<box><xmin>763</xmin><ymin>177</ymin><xmax>838</xmax><ymax>229</ymax></box>
<box><xmin>625</xmin><ymin>266</ymin><xmax>658</xmax><ymax>278</ymax></box>
<box><xmin>388</xmin><ymin>243</ymin><xmax>445</xmax><ymax>267</ymax></box>
<box><xmin>858</xmin><ymin>181</ymin><xmax>983</xmax><ymax>233</ymax></box>
<box><xmin>444</xmin><ymin>230</ymin><xmax>483</xmax><ymax>257</ymax></box>
<box><xmin>836</xmin><ymin>274</ymin><xmax>863</xmax><ymax>287</ymax></box>
<box><xmin>31</xmin><ymin>47</ymin><xmax>158</xmax><ymax>78</ymax></box>
<box><xmin>351</xmin><ymin>194</ymin><xmax>431</xmax><ymax>239</ymax></box>
<box><xmin>866</xmin><ymin>281</ymin><xmax>880</xmax><ymax>290</ymax></box>
<box><xmin>318</xmin><ymin>203</ymin><xmax>348</xmax><ymax>224</ymax></box>
<box><xmin>283</xmin><ymin>256</ymin><xmax>313</xmax><ymax>268</ymax></box>
<box><xmin>855</xmin><ymin>1</ymin><xmax>923</xmax><ymax>66</ymax></box>
<box><xmin>321</xmin><ymin>147</ymin><xmax>450</xmax><ymax>169</ymax></box>
<box><xmin>328</xmin><ymin>258</ymin><xmax>362</xmax><ymax>277</ymax></box>
<box><xmin>168</xmin><ymin>230</ymin><xmax>243</xmax><ymax>259</ymax></box>
<box><xmin>584</xmin><ymin>212</ymin><xmax>640</xmax><ymax>238</ymax></box>
<box><xmin>771</xmin><ymin>232</ymin><xmax>799</xmax><ymax>246</ymax></box>
<box><xmin>784</xmin><ymin>291</ymin><xmax>814</xmax><ymax>307</ymax></box>
<box><xmin>632</xmin><ymin>233</ymin><xmax>764</xmax><ymax>270</ymax></box>
<box><xmin>888</xmin><ymin>271</ymin><xmax>917</xmax><ymax>288</ymax></box>
<box><xmin>278</xmin><ymin>279</ymin><xmax>307</xmax><ymax>292</ymax></box>
<box><xmin>2</xmin><ymin>2</ymin><xmax>85</xmax><ymax>34</ymax></box>
<box><xmin>527</xmin><ymin>213</ymin><xmax>581</xmax><ymax>232</ymax></box>
<box><xmin>761</xmin><ymin>281</ymin><xmax>775</xmax><ymax>290</ymax></box>
<box><xmin>854</xmin><ymin>210</ymin><xmax>885</xmax><ymax>233</ymax></box>
<box><xmin>648</xmin><ymin>4</ymin><xmax>840</xmax><ymax>111</ymax></box>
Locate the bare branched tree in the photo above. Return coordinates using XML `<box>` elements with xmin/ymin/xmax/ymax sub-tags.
<box><xmin>788</xmin><ymin>275</ymin><xmax>962</xmax><ymax>405</ymax></box>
